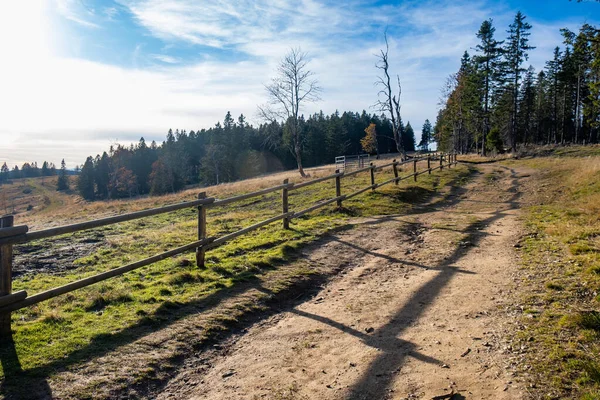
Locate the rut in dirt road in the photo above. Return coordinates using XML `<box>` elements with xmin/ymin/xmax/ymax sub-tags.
<box><xmin>159</xmin><ymin>165</ymin><xmax>530</xmax><ymax>400</ymax></box>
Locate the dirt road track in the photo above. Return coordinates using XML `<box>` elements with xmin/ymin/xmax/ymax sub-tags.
<box><xmin>159</xmin><ymin>164</ymin><xmax>530</xmax><ymax>400</ymax></box>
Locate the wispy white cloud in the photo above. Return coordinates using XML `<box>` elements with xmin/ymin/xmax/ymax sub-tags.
<box><xmin>150</xmin><ymin>54</ymin><xmax>180</xmax><ymax>64</ymax></box>
<box><xmin>1</xmin><ymin>0</ymin><xmax>599</xmax><ymax>168</ymax></box>
<box><xmin>104</xmin><ymin>6</ymin><xmax>119</xmax><ymax>20</ymax></box>
<box><xmin>117</xmin><ymin>0</ymin><xmax>375</xmax><ymax>53</ymax></box>
<box><xmin>55</xmin><ymin>0</ymin><xmax>100</xmax><ymax>28</ymax></box>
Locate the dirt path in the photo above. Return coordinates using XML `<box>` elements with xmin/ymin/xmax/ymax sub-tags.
<box><xmin>158</xmin><ymin>164</ymin><xmax>531</xmax><ymax>400</ymax></box>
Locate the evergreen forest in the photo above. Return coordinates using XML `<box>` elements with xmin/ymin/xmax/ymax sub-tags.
<box><xmin>436</xmin><ymin>14</ymin><xmax>600</xmax><ymax>154</ymax></box>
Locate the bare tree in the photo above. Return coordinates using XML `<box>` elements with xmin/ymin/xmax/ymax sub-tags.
<box><xmin>375</xmin><ymin>33</ymin><xmax>406</xmax><ymax>160</ymax></box>
<box><xmin>258</xmin><ymin>48</ymin><xmax>321</xmax><ymax>177</ymax></box>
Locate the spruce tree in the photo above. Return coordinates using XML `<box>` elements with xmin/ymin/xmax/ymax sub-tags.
<box><xmin>545</xmin><ymin>47</ymin><xmax>563</xmax><ymax>144</ymax></box>
<box><xmin>0</xmin><ymin>162</ymin><xmax>8</xmax><ymax>184</ymax></box>
<box><xmin>585</xmin><ymin>28</ymin><xmax>600</xmax><ymax>140</ymax></box>
<box><xmin>518</xmin><ymin>66</ymin><xmax>537</xmax><ymax>144</ymax></box>
<box><xmin>503</xmin><ymin>11</ymin><xmax>535</xmax><ymax>152</ymax></box>
<box><xmin>94</xmin><ymin>152</ymin><xmax>110</xmax><ymax>199</ymax></box>
<box><xmin>418</xmin><ymin>119</ymin><xmax>433</xmax><ymax>151</ymax></box>
<box><xmin>57</xmin><ymin>159</ymin><xmax>69</xmax><ymax>191</ymax></box>
<box><xmin>78</xmin><ymin>156</ymin><xmax>95</xmax><ymax>200</ymax></box>
<box><xmin>403</xmin><ymin>122</ymin><xmax>416</xmax><ymax>152</ymax></box>
<box><xmin>474</xmin><ymin>19</ymin><xmax>504</xmax><ymax>155</ymax></box>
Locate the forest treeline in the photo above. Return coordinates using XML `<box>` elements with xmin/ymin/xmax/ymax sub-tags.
<box><xmin>0</xmin><ymin>160</ymin><xmax>72</xmax><ymax>189</ymax></box>
<box><xmin>436</xmin><ymin>13</ymin><xmax>600</xmax><ymax>154</ymax></box>
<box><xmin>0</xmin><ymin>161</ymin><xmax>58</xmax><ymax>183</ymax></box>
<box><xmin>73</xmin><ymin>111</ymin><xmax>420</xmax><ymax>200</ymax></box>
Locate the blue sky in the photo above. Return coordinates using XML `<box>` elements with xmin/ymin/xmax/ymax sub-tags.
<box><xmin>0</xmin><ymin>0</ymin><xmax>599</xmax><ymax>168</ymax></box>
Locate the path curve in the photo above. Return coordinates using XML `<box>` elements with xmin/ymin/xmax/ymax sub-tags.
<box><xmin>159</xmin><ymin>164</ymin><xmax>531</xmax><ymax>400</ymax></box>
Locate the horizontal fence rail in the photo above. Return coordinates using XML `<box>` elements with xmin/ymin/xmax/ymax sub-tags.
<box><xmin>0</xmin><ymin>153</ymin><xmax>457</xmax><ymax>335</ymax></box>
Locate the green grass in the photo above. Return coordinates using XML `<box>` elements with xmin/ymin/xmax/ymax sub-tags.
<box><xmin>509</xmin><ymin>153</ymin><xmax>600</xmax><ymax>399</ymax></box>
<box><xmin>0</xmin><ymin>163</ymin><xmax>470</xmax><ymax>397</ymax></box>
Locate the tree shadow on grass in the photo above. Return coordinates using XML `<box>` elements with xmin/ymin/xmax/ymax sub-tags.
<box><xmin>0</xmin><ymin>165</ymin><xmax>482</xmax><ymax>399</ymax></box>
<box><xmin>343</xmin><ymin>167</ymin><xmax>522</xmax><ymax>399</ymax></box>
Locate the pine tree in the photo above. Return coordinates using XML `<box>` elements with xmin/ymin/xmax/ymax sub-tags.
<box><xmin>545</xmin><ymin>47</ymin><xmax>563</xmax><ymax>144</ymax></box>
<box><xmin>78</xmin><ymin>156</ymin><xmax>95</xmax><ymax>200</ymax></box>
<box><xmin>0</xmin><ymin>162</ymin><xmax>9</xmax><ymax>184</ymax></box>
<box><xmin>518</xmin><ymin>66</ymin><xmax>537</xmax><ymax>144</ymax></box>
<box><xmin>418</xmin><ymin>119</ymin><xmax>433</xmax><ymax>151</ymax></box>
<box><xmin>403</xmin><ymin>122</ymin><xmax>416</xmax><ymax>152</ymax></box>
<box><xmin>474</xmin><ymin>19</ymin><xmax>504</xmax><ymax>155</ymax></box>
<box><xmin>57</xmin><ymin>159</ymin><xmax>69</xmax><ymax>191</ymax></box>
<box><xmin>585</xmin><ymin>28</ymin><xmax>600</xmax><ymax>140</ymax></box>
<box><xmin>325</xmin><ymin>111</ymin><xmax>349</xmax><ymax>160</ymax></box>
<box><xmin>41</xmin><ymin>161</ymin><xmax>49</xmax><ymax>177</ymax></box>
<box><xmin>503</xmin><ymin>11</ymin><xmax>535</xmax><ymax>152</ymax></box>
<box><xmin>570</xmin><ymin>26</ymin><xmax>593</xmax><ymax>143</ymax></box>
<box><xmin>534</xmin><ymin>70</ymin><xmax>551</xmax><ymax>144</ymax></box>
<box><xmin>94</xmin><ymin>152</ymin><xmax>110</xmax><ymax>199</ymax></box>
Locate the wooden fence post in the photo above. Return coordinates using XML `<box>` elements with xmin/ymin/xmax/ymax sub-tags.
<box><xmin>448</xmin><ymin>153</ymin><xmax>452</xmax><ymax>169</ymax></box>
<box><xmin>413</xmin><ymin>158</ymin><xmax>417</xmax><ymax>182</ymax></box>
<box><xmin>0</xmin><ymin>215</ymin><xmax>14</xmax><ymax>336</ymax></box>
<box><xmin>334</xmin><ymin>171</ymin><xmax>342</xmax><ymax>209</ymax></box>
<box><xmin>440</xmin><ymin>153</ymin><xmax>444</xmax><ymax>170</ymax></box>
<box><xmin>196</xmin><ymin>193</ymin><xmax>207</xmax><ymax>268</ymax></box>
<box><xmin>427</xmin><ymin>155</ymin><xmax>431</xmax><ymax>174</ymax></box>
<box><xmin>392</xmin><ymin>159</ymin><xmax>399</xmax><ymax>185</ymax></box>
<box><xmin>370</xmin><ymin>163</ymin><xmax>375</xmax><ymax>191</ymax></box>
<box><xmin>282</xmin><ymin>179</ymin><xmax>290</xmax><ymax>229</ymax></box>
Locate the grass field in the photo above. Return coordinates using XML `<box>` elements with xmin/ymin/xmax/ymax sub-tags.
<box><xmin>0</xmin><ymin>159</ymin><xmax>470</xmax><ymax>398</ymax></box>
<box><xmin>500</xmin><ymin>146</ymin><xmax>600</xmax><ymax>399</ymax></box>
<box><xmin>6</xmin><ymin>145</ymin><xmax>600</xmax><ymax>399</ymax></box>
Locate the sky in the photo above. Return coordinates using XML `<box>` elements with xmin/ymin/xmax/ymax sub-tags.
<box><xmin>0</xmin><ymin>0</ymin><xmax>599</xmax><ymax>168</ymax></box>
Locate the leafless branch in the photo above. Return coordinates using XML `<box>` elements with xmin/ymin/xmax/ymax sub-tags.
<box><xmin>373</xmin><ymin>31</ymin><xmax>406</xmax><ymax>159</ymax></box>
<box><xmin>256</xmin><ymin>47</ymin><xmax>322</xmax><ymax>176</ymax></box>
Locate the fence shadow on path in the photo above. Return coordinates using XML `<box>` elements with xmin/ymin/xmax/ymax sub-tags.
<box><xmin>0</xmin><ymin>161</ymin><xmax>479</xmax><ymax>399</ymax></box>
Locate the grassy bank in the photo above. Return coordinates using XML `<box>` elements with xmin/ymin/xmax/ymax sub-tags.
<box><xmin>0</xmin><ymin>162</ymin><xmax>470</xmax><ymax>398</ymax></box>
<box><xmin>504</xmin><ymin>149</ymin><xmax>600</xmax><ymax>399</ymax></box>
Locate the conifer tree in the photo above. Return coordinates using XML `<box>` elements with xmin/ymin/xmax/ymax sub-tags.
<box><xmin>78</xmin><ymin>156</ymin><xmax>95</xmax><ymax>200</ymax></box>
<box><xmin>41</xmin><ymin>161</ymin><xmax>49</xmax><ymax>177</ymax></box>
<box><xmin>474</xmin><ymin>19</ymin><xmax>504</xmax><ymax>155</ymax></box>
<box><xmin>94</xmin><ymin>152</ymin><xmax>110</xmax><ymax>199</ymax></box>
<box><xmin>57</xmin><ymin>159</ymin><xmax>69</xmax><ymax>191</ymax></box>
<box><xmin>418</xmin><ymin>120</ymin><xmax>433</xmax><ymax>151</ymax></box>
<box><xmin>503</xmin><ymin>11</ymin><xmax>535</xmax><ymax>151</ymax></box>
<box><xmin>586</xmin><ymin>28</ymin><xmax>600</xmax><ymax>140</ymax></box>
<box><xmin>0</xmin><ymin>163</ymin><xmax>9</xmax><ymax>184</ymax></box>
<box><xmin>545</xmin><ymin>47</ymin><xmax>563</xmax><ymax>144</ymax></box>
<box><xmin>518</xmin><ymin>66</ymin><xmax>537</xmax><ymax>144</ymax></box>
<box><xmin>403</xmin><ymin>122</ymin><xmax>416</xmax><ymax>152</ymax></box>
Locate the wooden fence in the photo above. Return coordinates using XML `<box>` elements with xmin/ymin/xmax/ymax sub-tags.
<box><xmin>0</xmin><ymin>153</ymin><xmax>457</xmax><ymax>335</ymax></box>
